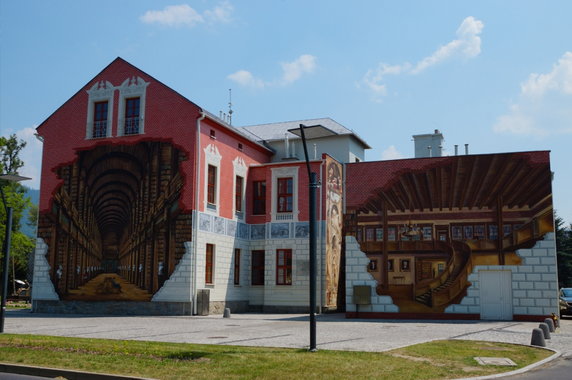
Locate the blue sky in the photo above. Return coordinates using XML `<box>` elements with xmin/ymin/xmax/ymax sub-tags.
<box><xmin>1</xmin><ymin>0</ymin><xmax>571</xmax><ymax>224</ymax></box>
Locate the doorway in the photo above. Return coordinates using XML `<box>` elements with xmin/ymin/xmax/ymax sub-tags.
<box><xmin>479</xmin><ymin>270</ymin><xmax>513</xmax><ymax>320</ymax></box>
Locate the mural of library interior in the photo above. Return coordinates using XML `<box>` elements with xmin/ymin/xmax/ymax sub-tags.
<box><xmin>31</xmin><ymin>58</ymin><xmax>558</xmax><ymax>321</ymax></box>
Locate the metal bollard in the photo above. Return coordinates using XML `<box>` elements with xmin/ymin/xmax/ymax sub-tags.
<box><xmin>538</xmin><ymin>322</ymin><xmax>551</xmax><ymax>339</ymax></box>
<box><xmin>544</xmin><ymin>318</ymin><xmax>555</xmax><ymax>333</ymax></box>
<box><xmin>531</xmin><ymin>328</ymin><xmax>546</xmax><ymax>347</ymax></box>
<box><xmin>223</xmin><ymin>308</ymin><xmax>231</xmax><ymax>318</ymax></box>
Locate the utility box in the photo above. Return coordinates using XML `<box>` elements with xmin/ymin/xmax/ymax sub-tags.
<box><xmin>196</xmin><ymin>289</ymin><xmax>210</xmax><ymax>316</ymax></box>
<box><xmin>353</xmin><ymin>285</ymin><xmax>371</xmax><ymax>305</ymax></box>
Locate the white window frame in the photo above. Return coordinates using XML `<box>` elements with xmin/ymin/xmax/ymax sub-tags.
<box><xmin>86</xmin><ymin>80</ymin><xmax>114</xmax><ymax>139</ymax></box>
<box><xmin>271</xmin><ymin>166</ymin><xmax>299</xmax><ymax>222</ymax></box>
<box><xmin>117</xmin><ymin>76</ymin><xmax>149</xmax><ymax>136</ymax></box>
<box><xmin>204</xmin><ymin>144</ymin><xmax>222</xmax><ymax>215</ymax></box>
<box><xmin>233</xmin><ymin>156</ymin><xmax>247</xmax><ymax>219</ymax></box>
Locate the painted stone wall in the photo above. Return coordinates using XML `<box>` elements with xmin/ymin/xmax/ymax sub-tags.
<box><xmin>345</xmin><ymin>236</ymin><xmax>398</xmax><ymax>313</ymax></box>
<box><xmin>446</xmin><ymin>233</ymin><xmax>559</xmax><ymax>318</ymax></box>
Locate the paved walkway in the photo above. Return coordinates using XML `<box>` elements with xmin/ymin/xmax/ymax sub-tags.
<box><xmin>4</xmin><ymin>310</ymin><xmax>571</xmax><ymax>356</ymax></box>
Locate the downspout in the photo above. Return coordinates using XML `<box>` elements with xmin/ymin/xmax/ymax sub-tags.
<box><xmin>192</xmin><ymin>111</ymin><xmax>206</xmax><ymax>315</ymax></box>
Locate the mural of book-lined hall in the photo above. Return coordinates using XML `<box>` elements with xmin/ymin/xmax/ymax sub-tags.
<box><xmin>37</xmin><ymin>142</ymin><xmax>190</xmax><ymax>301</ymax></box>
<box><xmin>344</xmin><ymin>151</ymin><xmax>553</xmax><ymax>314</ymax></box>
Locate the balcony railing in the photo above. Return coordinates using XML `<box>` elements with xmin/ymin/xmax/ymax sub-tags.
<box><xmin>124</xmin><ymin>116</ymin><xmax>140</xmax><ymax>135</ymax></box>
<box><xmin>92</xmin><ymin>121</ymin><xmax>107</xmax><ymax>138</ymax></box>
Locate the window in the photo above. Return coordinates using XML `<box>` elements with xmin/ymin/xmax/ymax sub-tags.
<box><xmin>117</xmin><ymin>76</ymin><xmax>149</xmax><ymax>136</ymax></box>
<box><xmin>234</xmin><ymin>248</ymin><xmax>240</xmax><ymax>285</ymax></box>
<box><xmin>422</xmin><ymin>226</ymin><xmax>432</xmax><ymax>240</ymax></box>
<box><xmin>235</xmin><ymin>176</ymin><xmax>244</xmax><ymax>213</ymax></box>
<box><xmin>452</xmin><ymin>226</ymin><xmax>463</xmax><ymax>240</ymax></box>
<box><xmin>463</xmin><ymin>225</ymin><xmax>474</xmax><ymax>239</ymax></box>
<box><xmin>238</xmin><ymin>143</ymin><xmax>243</xmax><ymax>151</ymax></box>
<box><xmin>365</xmin><ymin>227</ymin><xmax>375</xmax><ymax>241</ymax></box>
<box><xmin>277</xmin><ymin>177</ymin><xmax>293</xmax><ymax>213</ymax></box>
<box><xmin>388</xmin><ymin>259</ymin><xmax>394</xmax><ymax>272</ymax></box>
<box><xmin>207</xmin><ymin>165</ymin><xmax>217</xmax><ymax>206</ymax></box>
<box><xmin>276</xmin><ymin>249</ymin><xmax>292</xmax><ymax>285</ymax></box>
<box><xmin>124</xmin><ymin>97</ymin><xmax>140</xmax><ymax>135</ymax></box>
<box><xmin>253</xmin><ymin>181</ymin><xmax>266</xmax><ymax>215</ymax></box>
<box><xmin>205</xmin><ymin>244</ymin><xmax>214</xmax><ymax>284</ymax></box>
<box><xmin>474</xmin><ymin>225</ymin><xmax>485</xmax><ymax>239</ymax></box>
<box><xmin>489</xmin><ymin>225</ymin><xmax>498</xmax><ymax>240</ymax></box>
<box><xmin>251</xmin><ymin>250</ymin><xmax>265</xmax><ymax>285</ymax></box>
<box><xmin>86</xmin><ymin>80</ymin><xmax>114</xmax><ymax>139</ymax></box>
<box><xmin>210</xmin><ymin>129</ymin><xmax>216</xmax><ymax>139</ymax></box>
<box><xmin>387</xmin><ymin>227</ymin><xmax>396</xmax><ymax>241</ymax></box>
<box><xmin>93</xmin><ymin>101</ymin><xmax>108</xmax><ymax>138</ymax></box>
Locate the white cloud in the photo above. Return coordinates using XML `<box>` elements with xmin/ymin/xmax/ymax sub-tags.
<box><xmin>280</xmin><ymin>54</ymin><xmax>317</xmax><ymax>84</ymax></box>
<box><xmin>228</xmin><ymin>54</ymin><xmax>317</xmax><ymax>88</ymax></box>
<box><xmin>227</xmin><ymin>70</ymin><xmax>265</xmax><ymax>88</ymax></box>
<box><xmin>204</xmin><ymin>1</ymin><xmax>233</xmax><ymax>24</ymax></box>
<box><xmin>140</xmin><ymin>2</ymin><xmax>233</xmax><ymax>28</ymax></box>
<box><xmin>381</xmin><ymin>145</ymin><xmax>405</xmax><ymax>160</ymax></box>
<box><xmin>520</xmin><ymin>52</ymin><xmax>572</xmax><ymax>98</ymax></box>
<box><xmin>494</xmin><ymin>52</ymin><xmax>572</xmax><ymax>136</ymax></box>
<box><xmin>362</xmin><ymin>16</ymin><xmax>484</xmax><ymax>97</ymax></box>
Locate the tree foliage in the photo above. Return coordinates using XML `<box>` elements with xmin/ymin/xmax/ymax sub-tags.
<box><xmin>555</xmin><ymin>215</ymin><xmax>572</xmax><ymax>287</ymax></box>
<box><xmin>1</xmin><ymin>134</ymin><xmax>34</xmax><ymax>292</ymax></box>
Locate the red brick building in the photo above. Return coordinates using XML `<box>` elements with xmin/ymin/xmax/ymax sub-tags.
<box><xmin>31</xmin><ymin>58</ymin><xmax>558</xmax><ymax>320</ymax></box>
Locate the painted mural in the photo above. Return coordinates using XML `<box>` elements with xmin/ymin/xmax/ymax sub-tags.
<box><xmin>344</xmin><ymin>151</ymin><xmax>554</xmax><ymax>313</ymax></box>
<box><xmin>37</xmin><ymin>142</ymin><xmax>191</xmax><ymax>301</ymax></box>
<box><xmin>325</xmin><ymin>157</ymin><xmax>343</xmax><ymax>308</ymax></box>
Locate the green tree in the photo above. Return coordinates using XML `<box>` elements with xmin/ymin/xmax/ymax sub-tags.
<box><xmin>556</xmin><ymin>215</ymin><xmax>572</xmax><ymax>287</ymax></box>
<box><xmin>1</xmin><ymin>134</ymin><xmax>34</xmax><ymax>294</ymax></box>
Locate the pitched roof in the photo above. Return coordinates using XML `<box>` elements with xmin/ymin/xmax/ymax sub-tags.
<box><xmin>240</xmin><ymin>117</ymin><xmax>371</xmax><ymax>149</ymax></box>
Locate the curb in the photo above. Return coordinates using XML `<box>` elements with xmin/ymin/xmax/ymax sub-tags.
<box><xmin>0</xmin><ymin>363</ymin><xmax>155</xmax><ymax>380</ymax></box>
<box><xmin>459</xmin><ymin>347</ymin><xmax>561</xmax><ymax>380</ymax></box>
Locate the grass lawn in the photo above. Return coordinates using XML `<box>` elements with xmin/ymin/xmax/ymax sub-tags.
<box><xmin>0</xmin><ymin>334</ymin><xmax>552</xmax><ymax>379</ymax></box>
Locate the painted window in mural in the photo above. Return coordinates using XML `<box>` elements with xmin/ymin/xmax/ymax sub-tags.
<box><xmin>207</xmin><ymin>165</ymin><xmax>217</xmax><ymax>206</ymax></box>
<box><xmin>277</xmin><ymin>177</ymin><xmax>293</xmax><ymax>213</ymax></box>
<box><xmin>93</xmin><ymin>101</ymin><xmax>108</xmax><ymax>138</ymax></box>
<box><xmin>234</xmin><ymin>248</ymin><xmax>240</xmax><ymax>285</ymax></box>
<box><xmin>489</xmin><ymin>225</ymin><xmax>498</xmax><ymax>240</ymax></box>
<box><xmin>124</xmin><ymin>97</ymin><xmax>140</xmax><ymax>135</ymax></box>
<box><xmin>251</xmin><ymin>250</ymin><xmax>265</xmax><ymax>285</ymax></box>
<box><xmin>276</xmin><ymin>249</ymin><xmax>292</xmax><ymax>285</ymax></box>
<box><xmin>235</xmin><ymin>175</ymin><xmax>243</xmax><ymax>213</ymax></box>
<box><xmin>252</xmin><ymin>181</ymin><xmax>266</xmax><ymax>215</ymax></box>
<box><xmin>422</xmin><ymin>226</ymin><xmax>432</xmax><ymax>240</ymax></box>
<box><xmin>205</xmin><ymin>244</ymin><xmax>214</xmax><ymax>284</ymax></box>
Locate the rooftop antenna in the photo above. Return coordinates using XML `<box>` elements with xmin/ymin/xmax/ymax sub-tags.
<box><xmin>228</xmin><ymin>88</ymin><xmax>233</xmax><ymax>125</ymax></box>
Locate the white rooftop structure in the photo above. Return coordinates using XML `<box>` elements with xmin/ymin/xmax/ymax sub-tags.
<box><xmin>241</xmin><ymin>118</ymin><xmax>371</xmax><ymax>163</ymax></box>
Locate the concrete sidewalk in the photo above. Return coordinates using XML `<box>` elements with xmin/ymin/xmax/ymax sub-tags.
<box><xmin>4</xmin><ymin>309</ymin><xmax>571</xmax><ymax>356</ymax></box>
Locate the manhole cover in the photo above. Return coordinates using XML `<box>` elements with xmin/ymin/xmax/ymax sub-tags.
<box><xmin>474</xmin><ymin>357</ymin><xmax>517</xmax><ymax>366</ymax></box>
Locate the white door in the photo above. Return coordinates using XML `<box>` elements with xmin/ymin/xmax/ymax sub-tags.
<box><xmin>480</xmin><ymin>270</ymin><xmax>513</xmax><ymax>320</ymax></box>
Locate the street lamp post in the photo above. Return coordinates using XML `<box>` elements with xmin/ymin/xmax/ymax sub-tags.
<box><xmin>288</xmin><ymin>124</ymin><xmax>336</xmax><ymax>352</ymax></box>
<box><xmin>1</xmin><ymin>173</ymin><xmax>31</xmax><ymax>333</ymax></box>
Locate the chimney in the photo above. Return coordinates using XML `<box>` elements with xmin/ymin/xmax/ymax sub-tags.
<box><xmin>412</xmin><ymin>130</ymin><xmax>444</xmax><ymax>158</ymax></box>
<box><xmin>465</xmin><ymin>144</ymin><xmax>469</xmax><ymax>155</ymax></box>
